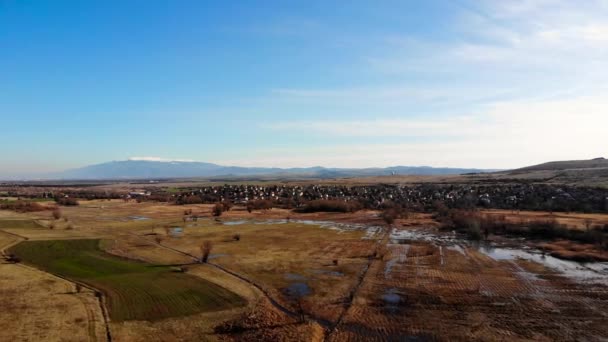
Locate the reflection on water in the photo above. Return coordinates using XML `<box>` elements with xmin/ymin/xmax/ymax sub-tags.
<box><xmin>128</xmin><ymin>216</ymin><xmax>150</xmax><ymax>221</ymax></box>
<box><xmin>223</xmin><ymin>220</ymin><xmax>248</xmax><ymax>226</ymax></box>
<box><xmin>221</xmin><ymin>219</ymin><xmax>383</xmax><ymax>238</ymax></box>
<box><xmin>284</xmin><ymin>282</ymin><xmax>311</xmax><ymax>298</ymax></box>
<box><xmin>170</xmin><ymin>227</ymin><xmax>183</xmax><ymax>237</ymax></box>
<box><xmin>477</xmin><ymin>245</ymin><xmax>608</xmax><ymax>285</ymax></box>
<box><xmin>312</xmin><ymin>269</ymin><xmax>344</xmax><ymax>277</ymax></box>
<box><xmin>208</xmin><ymin>253</ymin><xmax>228</xmax><ymax>260</ymax></box>
<box><xmin>390</xmin><ymin>227</ymin><xmax>608</xmax><ymax>286</ymax></box>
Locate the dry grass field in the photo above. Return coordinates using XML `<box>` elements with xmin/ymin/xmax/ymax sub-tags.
<box><xmin>0</xmin><ymin>231</ymin><xmax>106</xmax><ymax>342</ymax></box>
<box><xmin>1</xmin><ymin>200</ymin><xmax>608</xmax><ymax>341</ymax></box>
<box><xmin>482</xmin><ymin>209</ymin><xmax>608</xmax><ymax>230</ymax></box>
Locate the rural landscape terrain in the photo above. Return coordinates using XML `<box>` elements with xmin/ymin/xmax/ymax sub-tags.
<box><xmin>1</xmin><ymin>158</ymin><xmax>608</xmax><ymax>341</ymax></box>
<box><xmin>4</xmin><ymin>0</ymin><xmax>608</xmax><ymax>340</ymax></box>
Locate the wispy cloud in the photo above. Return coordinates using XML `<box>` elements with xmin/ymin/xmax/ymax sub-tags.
<box><xmin>258</xmin><ymin>94</ymin><xmax>608</xmax><ymax>168</ymax></box>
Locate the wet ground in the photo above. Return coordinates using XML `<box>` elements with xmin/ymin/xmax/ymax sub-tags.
<box><xmin>327</xmin><ymin>226</ymin><xmax>608</xmax><ymax>341</ymax></box>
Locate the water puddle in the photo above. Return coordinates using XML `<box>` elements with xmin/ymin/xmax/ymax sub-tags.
<box><xmin>129</xmin><ymin>216</ymin><xmax>150</xmax><ymax>221</ymax></box>
<box><xmin>389</xmin><ymin>228</ymin><xmax>456</xmax><ymax>244</ymax></box>
<box><xmin>221</xmin><ymin>219</ymin><xmax>383</xmax><ymax>238</ymax></box>
<box><xmin>312</xmin><ymin>269</ymin><xmax>344</xmax><ymax>277</ymax></box>
<box><xmin>384</xmin><ymin>244</ymin><xmax>410</xmax><ymax>278</ymax></box>
<box><xmin>208</xmin><ymin>253</ymin><xmax>228</xmax><ymax>260</ymax></box>
<box><xmin>223</xmin><ymin>220</ymin><xmax>248</xmax><ymax>226</ymax></box>
<box><xmin>170</xmin><ymin>227</ymin><xmax>183</xmax><ymax>237</ymax></box>
<box><xmin>381</xmin><ymin>288</ymin><xmax>402</xmax><ymax>312</ymax></box>
<box><xmin>390</xmin><ymin>227</ymin><xmax>608</xmax><ymax>286</ymax></box>
<box><xmin>478</xmin><ymin>246</ymin><xmax>608</xmax><ymax>285</ymax></box>
<box><xmin>284</xmin><ymin>282</ymin><xmax>311</xmax><ymax>298</ymax></box>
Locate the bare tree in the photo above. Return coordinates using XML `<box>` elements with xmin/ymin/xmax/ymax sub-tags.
<box><xmin>380</xmin><ymin>208</ymin><xmax>397</xmax><ymax>227</ymax></box>
<box><xmin>212</xmin><ymin>203</ymin><xmax>223</xmax><ymax>217</ymax></box>
<box><xmin>200</xmin><ymin>241</ymin><xmax>213</xmax><ymax>263</ymax></box>
<box><xmin>584</xmin><ymin>218</ymin><xmax>593</xmax><ymax>232</ymax></box>
<box><xmin>222</xmin><ymin>201</ymin><xmax>233</xmax><ymax>212</ymax></box>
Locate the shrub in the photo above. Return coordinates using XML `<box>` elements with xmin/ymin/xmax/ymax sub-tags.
<box><xmin>222</xmin><ymin>201</ymin><xmax>233</xmax><ymax>212</ymax></box>
<box><xmin>232</xmin><ymin>233</ymin><xmax>241</xmax><ymax>241</ymax></box>
<box><xmin>212</xmin><ymin>203</ymin><xmax>223</xmax><ymax>217</ymax></box>
<box><xmin>0</xmin><ymin>201</ymin><xmax>48</xmax><ymax>213</ymax></box>
<box><xmin>52</xmin><ymin>209</ymin><xmax>62</xmax><ymax>220</ymax></box>
<box><xmin>55</xmin><ymin>197</ymin><xmax>79</xmax><ymax>206</ymax></box>
<box><xmin>441</xmin><ymin>209</ymin><xmax>608</xmax><ymax>246</ymax></box>
<box><xmin>176</xmin><ymin>195</ymin><xmax>202</xmax><ymax>205</ymax></box>
<box><xmin>296</xmin><ymin>200</ymin><xmax>362</xmax><ymax>213</ymax></box>
<box><xmin>248</xmin><ymin>199</ymin><xmax>273</xmax><ymax>211</ymax></box>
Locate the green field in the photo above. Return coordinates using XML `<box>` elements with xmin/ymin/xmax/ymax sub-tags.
<box><xmin>9</xmin><ymin>239</ymin><xmax>246</xmax><ymax>321</ymax></box>
<box><xmin>0</xmin><ymin>219</ymin><xmax>45</xmax><ymax>229</ymax></box>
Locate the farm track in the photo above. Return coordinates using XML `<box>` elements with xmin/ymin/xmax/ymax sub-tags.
<box><xmin>74</xmin><ymin>292</ymin><xmax>101</xmax><ymax>342</ymax></box>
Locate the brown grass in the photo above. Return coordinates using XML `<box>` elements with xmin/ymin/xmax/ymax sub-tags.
<box><xmin>482</xmin><ymin>209</ymin><xmax>608</xmax><ymax>230</ymax></box>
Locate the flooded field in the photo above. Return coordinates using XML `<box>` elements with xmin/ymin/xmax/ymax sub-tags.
<box><xmin>327</xmin><ymin>226</ymin><xmax>608</xmax><ymax>341</ymax></box>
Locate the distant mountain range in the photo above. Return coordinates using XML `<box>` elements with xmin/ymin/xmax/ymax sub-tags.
<box><xmin>41</xmin><ymin>160</ymin><xmax>494</xmax><ymax>180</ymax></box>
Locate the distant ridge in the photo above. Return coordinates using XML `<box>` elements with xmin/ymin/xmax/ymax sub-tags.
<box><xmin>511</xmin><ymin>158</ymin><xmax>608</xmax><ymax>173</ymax></box>
<box><xmin>43</xmin><ymin>160</ymin><xmax>493</xmax><ymax>180</ymax></box>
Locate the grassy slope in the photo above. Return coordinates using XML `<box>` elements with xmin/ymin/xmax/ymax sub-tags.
<box><xmin>9</xmin><ymin>239</ymin><xmax>245</xmax><ymax>321</ymax></box>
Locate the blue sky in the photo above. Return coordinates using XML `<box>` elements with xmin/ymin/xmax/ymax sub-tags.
<box><xmin>2</xmin><ymin>0</ymin><xmax>607</xmax><ymax>176</ymax></box>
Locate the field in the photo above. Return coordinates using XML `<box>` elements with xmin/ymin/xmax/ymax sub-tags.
<box><xmin>482</xmin><ymin>209</ymin><xmax>608</xmax><ymax>229</ymax></box>
<box><xmin>9</xmin><ymin>239</ymin><xmax>246</xmax><ymax>321</ymax></box>
<box><xmin>0</xmin><ymin>219</ymin><xmax>46</xmax><ymax>229</ymax></box>
<box><xmin>330</xmin><ymin>239</ymin><xmax>608</xmax><ymax>341</ymax></box>
<box><xmin>0</xmin><ymin>230</ymin><xmax>106</xmax><ymax>342</ymax></box>
<box><xmin>1</xmin><ymin>200</ymin><xmax>608</xmax><ymax>341</ymax></box>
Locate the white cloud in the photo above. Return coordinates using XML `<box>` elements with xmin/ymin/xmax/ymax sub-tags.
<box><xmin>128</xmin><ymin>156</ymin><xmax>196</xmax><ymax>162</ymax></box>
<box><xmin>264</xmin><ymin>116</ymin><xmax>486</xmax><ymax>138</ymax></box>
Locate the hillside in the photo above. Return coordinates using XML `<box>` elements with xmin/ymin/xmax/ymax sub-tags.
<box><xmin>463</xmin><ymin>158</ymin><xmax>608</xmax><ymax>188</ymax></box>
<box><xmin>512</xmin><ymin>158</ymin><xmax>608</xmax><ymax>173</ymax></box>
